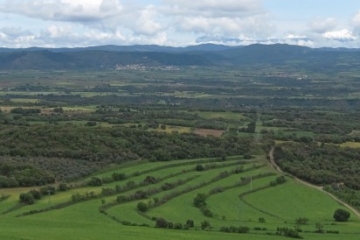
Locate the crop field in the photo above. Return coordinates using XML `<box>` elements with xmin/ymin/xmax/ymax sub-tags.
<box><xmin>1</xmin><ymin>154</ymin><xmax>359</xmax><ymax>240</ymax></box>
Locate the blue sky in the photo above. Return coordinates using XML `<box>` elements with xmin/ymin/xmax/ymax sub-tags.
<box><xmin>0</xmin><ymin>0</ymin><xmax>360</xmax><ymax>48</ymax></box>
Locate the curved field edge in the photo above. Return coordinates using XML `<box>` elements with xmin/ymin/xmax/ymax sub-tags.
<box><xmin>0</xmin><ymin>155</ymin><xmax>360</xmax><ymax>239</ymax></box>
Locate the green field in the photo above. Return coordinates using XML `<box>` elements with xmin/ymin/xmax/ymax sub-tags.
<box><xmin>1</xmin><ymin>155</ymin><xmax>359</xmax><ymax>240</ymax></box>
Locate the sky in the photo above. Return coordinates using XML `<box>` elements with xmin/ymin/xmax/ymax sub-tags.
<box><xmin>0</xmin><ymin>0</ymin><xmax>360</xmax><ymax>48</ymax></box>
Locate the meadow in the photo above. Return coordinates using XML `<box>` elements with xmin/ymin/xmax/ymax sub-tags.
<box><xmin>1</xmin><ymin>154</ymin><xmax>359</xmax><ymax>240</ymax></box>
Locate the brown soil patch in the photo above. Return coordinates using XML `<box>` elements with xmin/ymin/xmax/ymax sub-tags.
<box><xmin>193</xmin><ymin>128</ymin><xmax>224</xmax><ymax>137</ymax></box>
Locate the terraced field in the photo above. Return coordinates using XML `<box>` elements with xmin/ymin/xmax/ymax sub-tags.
<box><xmin>0</xmin><ymin>155</ymin><xmax>359</xmax><ymax>240</ymax></box>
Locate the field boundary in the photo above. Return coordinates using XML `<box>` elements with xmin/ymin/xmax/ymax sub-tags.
<box><xmin>269</xmin><ymin>146</ymin><xmax>360</xmax><ymax>220</ymax></box>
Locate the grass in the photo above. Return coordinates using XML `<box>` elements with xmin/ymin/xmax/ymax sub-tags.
<box><xmin>1</xmin><ymin>155</ymin><xmax>360</xmax><ymax>240</ymax></box>
<box><xmin>151</xmin><ymin>125</ymin><xmax>192</xmax><ymax>134</ymax></box>
<box><xmin>10</xmin><ymin>98</ymin><xmax>39</xmax><ymax>103</ymax></box>
<box><xmin>191</xmin><ymin>111</ymin><xmax>247</xmax><ymax>120</ymax></box>
<box><xmin>340</xmin><ymin>142</ymin><xmax>360</xmax><ymax>148</ymax></box>
<box><xmin>244</xmin><ymin>180</ymin><xmax>359</xmax><ymax>222</ymax></box>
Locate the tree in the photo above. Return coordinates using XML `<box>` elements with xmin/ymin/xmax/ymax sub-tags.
<box><xmin>19</xmin><ymin>192</ymin><xmax>35</xmax><ymax>205</ymax></box>
<box><xmin>155</xmin><ymin>218</ymin><xmax>168</xmax><ymax>228</ymax></box>
<box><xmin>315</xmin><ymin>222</ymin><xmax>324</xmax><ymax>233</ymax></box>
<box><xmin>193</xmin><ymin>193</ymin><xmax>207</xmax><ymax>208</ymax></box>
<box><xmin>195</xmin><ymin>164</ymin><xmax>205</xmax><ymax>171</ymax></box>
<box><xmin>333</xmin><ymin>209</ymin><xmax>350</xmax><ymax>222</ymax></box>
<box><xmin>201</xmin><ymin>220</ymin><xmax>211</xmax><ymax>230</ymax></box>
<box><xmin>185</xmin><ymin>219</ymin><xmax>194</xmax><ymax>228</ymax></box>
<box><xmin>137</xmin><ymin>201</ymin><xmax>148</xmax><ymax>212</ymax></box>
<box><xmin>88</xmin><ymin>177</ymin><xmax>102</xmax><ymax>186</ymax></box>
<box><xmin>29</xmin><ymin>190</ymin><xmax>42</xmax><ymax>200</ymax></box>
<box><xmin>58</xmin><ymin>183</ymin><xmax>69</xmax><ymax>191</ymax></box>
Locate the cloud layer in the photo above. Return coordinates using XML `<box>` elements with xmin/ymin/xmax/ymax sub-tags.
<box><xmin>0</xmin><ymin>0</ymin><xmax>359</xmax><ymax>48</ymax></box>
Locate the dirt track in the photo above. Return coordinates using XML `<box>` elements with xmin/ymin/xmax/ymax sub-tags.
<box><xmin>269</xmin><ymin>147</ymin><xmax>360</xmax><ymax>219</ymax></box>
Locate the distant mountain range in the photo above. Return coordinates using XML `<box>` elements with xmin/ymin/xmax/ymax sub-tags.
<box><xmin>0</xmin><ymin>44</ymin><xmax>359</xmax><ymax>70</ymax></box>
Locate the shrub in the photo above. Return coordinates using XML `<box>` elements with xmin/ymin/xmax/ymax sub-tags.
<box><xmin>40</xmin><ymin>186</ymin><xmax>56</xmax><ymax>195</ymax></box>
<box><xmin>174</xmin><ymin>223</ymin><xmax>183</xmax><ymax>229</ymax></box>
<box><xmin>137</xmin><ymin>202</ymin><xmax>148</xmax><ymax>212</ymax></box>
<box><xmin>195</xmin><ymin>164</ymin><xmax>205</xmax><ymax>171</ymax></box>
<box><xmin>295</xmin><ymin>217</ymin><xmax>309</xmax><ymax>225</ymax></box>
<box><xmin>19</xmin><ymin>193</ymin><xmax>35</xmax><ymax>205</ymax></box>
<box><xmin>315</xmin><ymin>222</ymin><xmax>324</xmax><ymax>233</ymax></box>
<box><xmin>220</xmin><ymin>226</ymin><xmax>229</xmax><ymax>232</ymax></box>
<box><xmin>276</xmin><ymin>227</ymin><xmax>302</xmax><ymax>239</ymax></box>
<box><xmin>201</xmin><ymin>220</ymin><xmax>211</xmax><ymax>230</ymax></box>
<box><xmin>243</xmin><ymin>154</ymin><xmax>253</xmax><ymax>159</ymax></box>
<box><xmin>185</xmin><ymin>219</ymin><xmax>194</xmax><ymax>228</ymax></box>
<box><xmin>117</xmin><ymin>195</ymin><xmax>128</xmax><ymax>203</ymax></box>
<box><xmin>276</xmin><ymin>176</ymin><xmax>286</xmax><ymax>184</ymax></box>
<box><xmin>237</xmin><ymin>226</ymin><xmax>250</xmax><ymax>233</ymax></box>
<box><xmin>58</xmin><ymin>183</ymin><xmax>69</xmax><ymax>191</ymax></box>
<box><xmin>29</xmin><ymin>190</ymin><xmax>42</xmax><ymax>200</ymax></box>
<box><xmin>112</xmin><ymin>172</ymin><xmax>126</xmax><ymax>181</ymax></box>
<box><xmin>333</xmin><ymin>209</ymin><xmax>350</xmax><ymax>222</ymax></box>
<box><xmin>85</xmin><ymin>121</ymin><xmax>97</xmax><ymax>126</ymax></box>
<box><xmin>155</xmin><ymin>218</ymin><xmax>168</xmax><ymax>228</ymax></box>
<box><xmin>193</xmin><ymin>193</ymin><xmax>207</xmax><ymax>208</ymax></box>
<box><xmin>88</xmin><ymin>177</ymin><xmax>102</xmax><ymax>186</ymax></box>
<box><xmin>143</xmin><ymin>176</ymin><xmax>157</xmax><ymax>184</ymax></box>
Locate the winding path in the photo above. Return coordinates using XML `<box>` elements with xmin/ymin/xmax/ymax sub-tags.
<box><xmin>269</xmin><ymin>147</ymin><xmax>360</xmax><ymax>219</ymax></box>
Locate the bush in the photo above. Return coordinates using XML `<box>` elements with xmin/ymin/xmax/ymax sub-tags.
<box><xmin>195</xmin><ymin>164</ymin><xmax>205</xmax><ymax>171</ymax></box>
<box><xmin>29</xmin><ymin>190</ymin><xmax>42</xmax><ymax>200</ymax></box>
<box><xmin>112</xmin><ymin>172</ymin><xmax>126</xmax><ymax>181</ymax></box>
<box><xmin>193</xmin><ymin>193</ymin><xmax>207</xmax><ymax>208</ymax></box>
<box><xmin>155</xmin><ymin>218</ymin><xmax>168</xmax><ymax>228</ymax></box>
<box><xmin>40</xmin><ymin>186</ymin><xmax>56</xmax><ymax>195</ymax></box>
<box><xmin>143</xmin><ymin>176</ymin><xmax>157</xmax><ymax>184</ymax></box>
<box><xmin>276</xmin><ymin>227</ymin><xmax>302</xmax><ymax>239</ymax></box>
<box><xmin>185</xmin><ymin>219</ymin><xmax>194</xmax><ymax>228</ymax></box>
<box><xmin>295</xmin><ymin>217</ymin><xmax>309</xmax><ymax>225</ymax></box>
<box><xmin>137</xmin><ymin>202</ymin><xmax>148</xmax><ymax>212</ymax></box>
<box><xmin>237</xmin><ymin>226</ymin><xmax>250</xmax><ymax>233</ymax></box>
<box><xmin>88</xmin><ymin>177</ymin><xmax>102</xmax><ymax>186</ymax></box>
<box><xmin>220</xmin><ymin>226</ymin><xmax>229</xmax><ymax>232</ymax></box>
<box><xmin>201</xmin><ymin>220</ymin><xmax>211</xmax><ymax>230</ymax></box>
<box><xmin>174</xmin><ymin>223</ymin><xmax>183</xmax><ymax>229</ymax></box>
<box><xmin>200</xmin><ymin>206</ymin><xmax>214</xmax><ymax>217</ymax></box>
<box><xmin>19</xmin><ymin>193</ymin><xmax>35</xmax><ymax>205</ymax></box>
<box><xmin>85</xmin><ymin>121</ymin><xmax>97</xmax><ymax>127</ymax></box>
<box><xmin>58</xmin><ymin>183</ymin><xmax>69</xmax><ymax>191</ymax></box>
<box><xmin>333</xmin><ymin>209</ymin><xmax>350</xmax><ymax>222</ymax></box>
<box><xmin>276</xmin><ymin>176</ymin><xmax>286</xmax><ymax>184</ymax></box>
<box><xmin>243</xmin><ymin>154</ymin><xmax>253</xmax><ymax>159</ymax></box>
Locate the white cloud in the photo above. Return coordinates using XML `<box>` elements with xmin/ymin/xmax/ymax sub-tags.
<box><xmin>163</xmin><ymin>0</ymin><xmax>263</xmax><ymax>18</ymax></box>
<box><xmin>323</xmin><ymin>29</ymin><xmax>356</xmax><ymax>41</ymax></box>
<box><xmin>161</xmin><ymin>0</ymin><xmax>273</xmax><ymax>39</ymax></box>
<box><xmin>308</xmin><ymin>18</ymin><xmax>337</xmax><ymax>33</ymax></box>
<box><xmin>0</xmin><ymin>0</ymin><xmax>123</xmax><ymax>23</ymax></box>
<box><xmin>132</xmin><ymin>6</ymin><xmax>164</xmax><ymax>36</ymax></box>
<box><xmin>352</xmin><ymin>11</ymin><xmax>360</xmax><ymax>34</ymax></box>
<box><xmin>285</xmin><ymin>34</ymin><xmax>308</xmax><ymax>40</ymax></box>
<box><xmin>0</xmin><ymin>0</ymin><xmax>359</xmax><ymax>48</ymax></box>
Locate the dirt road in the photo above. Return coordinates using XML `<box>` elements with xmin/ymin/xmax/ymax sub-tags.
<box><xmin>269</xmin><ymin>147</ymin><xmax>360</xmax><ymax>219</ymax></box>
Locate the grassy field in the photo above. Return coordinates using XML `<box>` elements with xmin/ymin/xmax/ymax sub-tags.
<box><xmin>340</xmin><ymin>142</ymin><xmax>360</xmax><ymax>148</ymax></box>
<box><xmin>192</xmin><ymin>111</ymin><xmax>246</xmax><ymax>120</ymax></box>
<box><xmin>0</xmin><ymin>155</ymin><xmax>360</xmax><ymax>240</ymax></box>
